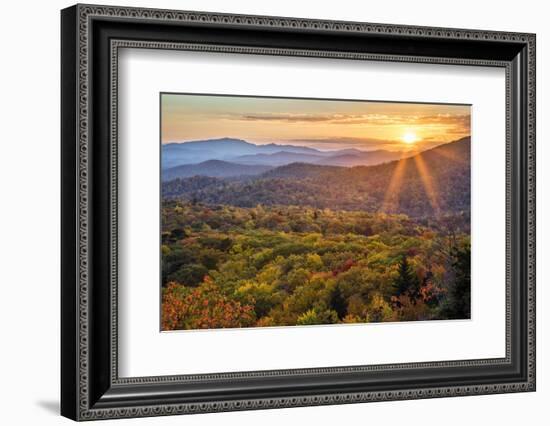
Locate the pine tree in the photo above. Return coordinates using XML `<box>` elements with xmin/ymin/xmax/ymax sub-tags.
<box><xmin>442</xmin><ymin>245</ymin><xmax>471</xmax><ymax>319</ymax></box>
<box><xmin>393</xmin><ymin>256</ymin><xmax>420</xmax><ymax>298</ymax></box>
<box><xmin>329</xmin><ymin>284</ymin><xmax>347</xmax><ymax>319</ymax></box>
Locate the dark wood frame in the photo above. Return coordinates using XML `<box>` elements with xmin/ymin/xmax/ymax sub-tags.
<box><xmin>61</xmin><ymin>4</ymin><xmax>536</xmax><ymax>421</ymax></box>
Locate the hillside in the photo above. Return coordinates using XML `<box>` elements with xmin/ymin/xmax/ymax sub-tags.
<box><xmin>162</xmin><ymin>160</ymin><xmax>273</xmax><ymax>181</ymax></box>
<box><xmin>162</xmin><ymin>137</ymin><xmax>470</xmax><ymax>218</ymax></box>
<box><xmin>316</xmin><ymin>149</ymin><xmax>406</xmax><ymax>166</ymax></box>
<box><xmin>232</xmin><ymin>151</ymin><xmax>326</xmax><ymax>166</ymax></box>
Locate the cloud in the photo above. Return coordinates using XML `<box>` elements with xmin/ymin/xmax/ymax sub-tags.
<box><xmin>287</xmin><ymin>137</ymin><xmax>433</xmax><ymax>151</ymax></box>
<box><xmin>235</xmin><ymin>112</ymin><xmax>470</xmax><ymax>131</ymax></box>
<box><xmin>240</xmin><ymin>113</ymin><xmax>337</xmax><ymax>123</ymax></box>
<box><xmin>292</xmin><ymin>136</ymin><xmax>394</xmax><ymax>146</ymax></box>
<box><xmin>330</xmin><ymin>113</ymin><xmax>470</xmax><ymax>128</ymax></box>
<box><xmin>286</xmin><ymin>136</ymin><xmax>461</xmax><ymax>152</ymax></box>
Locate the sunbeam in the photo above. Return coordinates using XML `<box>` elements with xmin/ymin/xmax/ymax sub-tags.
<box><xmin>413</xmin><ymin>154</ymin><xmax>441</xmax><ymax>215</ymax></box>
<box><xmin>380</xmin><ymin>159</ymin><xmax>408</xmax><ymax>213</ymax></box>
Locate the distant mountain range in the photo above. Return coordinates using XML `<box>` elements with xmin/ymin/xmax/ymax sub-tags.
<box><xmin>162</xmin><ymin>137</ymin><xmax>471</xmax><ymax>218</ymax></box>
<box><xmin>162</xmin><ymin>160</ymin><xmax>273</xmax><ymax>181</ymax></box>
<box><xmin>232</xmin><ymin>151</ymin><xmax>326</xmax><ymax>166</ymax></box>
<box><xmin>162</xmin><ymin>137</ymin><xmax>408</xmax><ymax>172</ymax></box>
<box><xmin>162</xmin><ymin>137</ymin><xmax>318</xmax><ymax>169</ymax></box>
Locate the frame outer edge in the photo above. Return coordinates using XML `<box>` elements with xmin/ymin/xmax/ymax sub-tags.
<box><xmin>527</xmin><ymin>33</ymin><xmax>536</xmax><ymax>390</ymax></box>
<box><xmin>66</xmin><ymin>4</ymin><xmax>536</xmax><ymax>421</ymax></box>
<box><xmin>61</xmin><ymin>4</ymin><xmax>80</xmax><ymax>422</ymax></box>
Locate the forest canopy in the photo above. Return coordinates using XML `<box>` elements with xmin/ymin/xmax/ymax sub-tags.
<box><xmin>161</xmin><ymin>202</ymin><xmax>470</xmax><ymax>330</ymax></box>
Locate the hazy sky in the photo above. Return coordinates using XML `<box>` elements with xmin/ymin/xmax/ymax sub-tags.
<box><xmin>161</xmin><ymin>93</ymin><xmax>471</xmax><ymax>152</ymax></box>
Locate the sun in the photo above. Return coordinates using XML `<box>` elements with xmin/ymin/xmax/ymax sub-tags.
<box><xmin>402</xmin><ymin>132</ymin><xmax>419</xmax><ymax>144</ymax></box>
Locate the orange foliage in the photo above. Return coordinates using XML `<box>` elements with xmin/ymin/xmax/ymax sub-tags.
<box><xmin>419</xmin><ymin>281</ymin><xmax>445</xmax><ymax>305</ymax></box>
<box><xmin>390</xmin><ymin>295</ymin><xmax>430</xmax><ymax>321</ymax></box>
<box><xmin>161</xmin><ymin>278</ymin><xmax>256</xmax><ymax>330</ymax></box>
<box><xmin>332</xmin><ymin>259</ymin><xmax>356</xmax><ymax>276</ymax></box>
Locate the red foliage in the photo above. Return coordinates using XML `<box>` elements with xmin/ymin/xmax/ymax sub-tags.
<box><xmin>419</xmin><ymin>281</ymin><xmax>445</xmax><ymax>305</ymax></box>
<box><xmin>161</xmin><ymin>278</ymin><xmax>256</xmax><ymax>330</ymax></box>
<box><xmin>332</xmin><ymin>258</ymin><xmax>356</xmax><ymax>276</ymax></box>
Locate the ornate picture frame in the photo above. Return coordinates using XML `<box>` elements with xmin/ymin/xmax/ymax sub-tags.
<box><xmin>61</xmin><ymin>4</ymin><xmax>535</xmax><ymax>421</ymax></box>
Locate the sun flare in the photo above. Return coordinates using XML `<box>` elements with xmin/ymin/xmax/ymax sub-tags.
<box><xmin>402</xmin><ymin>132</ymin><xmax>419</xmax><ymax>144</ymax></box>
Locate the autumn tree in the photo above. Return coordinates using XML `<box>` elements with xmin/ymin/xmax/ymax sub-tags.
<box><xmin>160</xmin><ymin>202</ymin><xmax>471</xmax><ymax>328</ymax></box>
<box><xmin>161</xmin><ymin>279</ymin><xmax>256</xmax><ymax>330</ymax></box>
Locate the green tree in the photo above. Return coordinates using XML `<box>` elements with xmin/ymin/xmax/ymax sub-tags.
<box><xmin>328</xmin><ymin>283</ymin><xmax>347</xmax><ymax>319</ymax></box>
<box><xmin>393</xmin><ymin>256</ymin><xmax>420</xmax><ymax>298</ymax></box>
<box><xmin>442</xmin><ymin>245</ymin><xmax>471</xmax><ymax>319</ymax></box>
<box><xmin>296</xmin><ymin>308</ymin><xmax>339</xmax><ymax>326</ymax></box>
<box><xmin>167</xmin><ymin>264</ymin><xmax>209</xmax><ymax>287</ymax></box>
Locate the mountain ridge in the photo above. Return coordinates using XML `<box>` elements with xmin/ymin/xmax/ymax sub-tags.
<box><xmin>162</xmin><ymin>137</ymin><xmax>471</xmax><ymax>218</ymax></box>
<box><xmin>162</xmin><ymin>137</ymin><xmax>428</xmax><ymax>169</ymax></box>
<box><xmin>162</xmin><ymin>137</ymin><xmax>324</xmax><ymax>169</ymax></box>
<box><xmin>162</xmin><ymin>159</ymin><xmax>273</xmax><ymax>181</ymax></box>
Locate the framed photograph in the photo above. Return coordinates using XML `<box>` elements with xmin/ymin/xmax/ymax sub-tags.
<box><xmin>61</xmin><ymin>4</ymin><xmax>536</xmax><ymax>421</ymax></box>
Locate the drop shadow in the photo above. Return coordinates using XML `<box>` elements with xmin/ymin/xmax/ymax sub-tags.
<box><xmin>36</xmin><ymin>400</ymin><xmax>59</xmax><ymax>415</ymax></box>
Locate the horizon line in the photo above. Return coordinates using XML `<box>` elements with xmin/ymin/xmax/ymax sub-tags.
<box><xmin>162</xmin><ymin>135</ymin><xmax>469</xmax><ymax>153</ymax></box>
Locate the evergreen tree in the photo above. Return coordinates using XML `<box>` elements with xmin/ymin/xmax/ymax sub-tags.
<box><xmin>329</xmin><ymin>284</ymin><xmax>347</xmax><ymax>319</ymax></box>
<box><xmin>393</xmin><ymin>256</ymin><xmax>420</xmax><ymax>299</ymax></box>
<box><xmin>442</xmin><ymin>245</ymin><xmax>471</xmax><ymax>319</ymax></box>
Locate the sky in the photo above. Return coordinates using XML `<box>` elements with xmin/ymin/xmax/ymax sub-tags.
<box><xmin>161</xmin><ymin>93</ymin><xmax>471</xmax><ymax>152</ymax></box>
